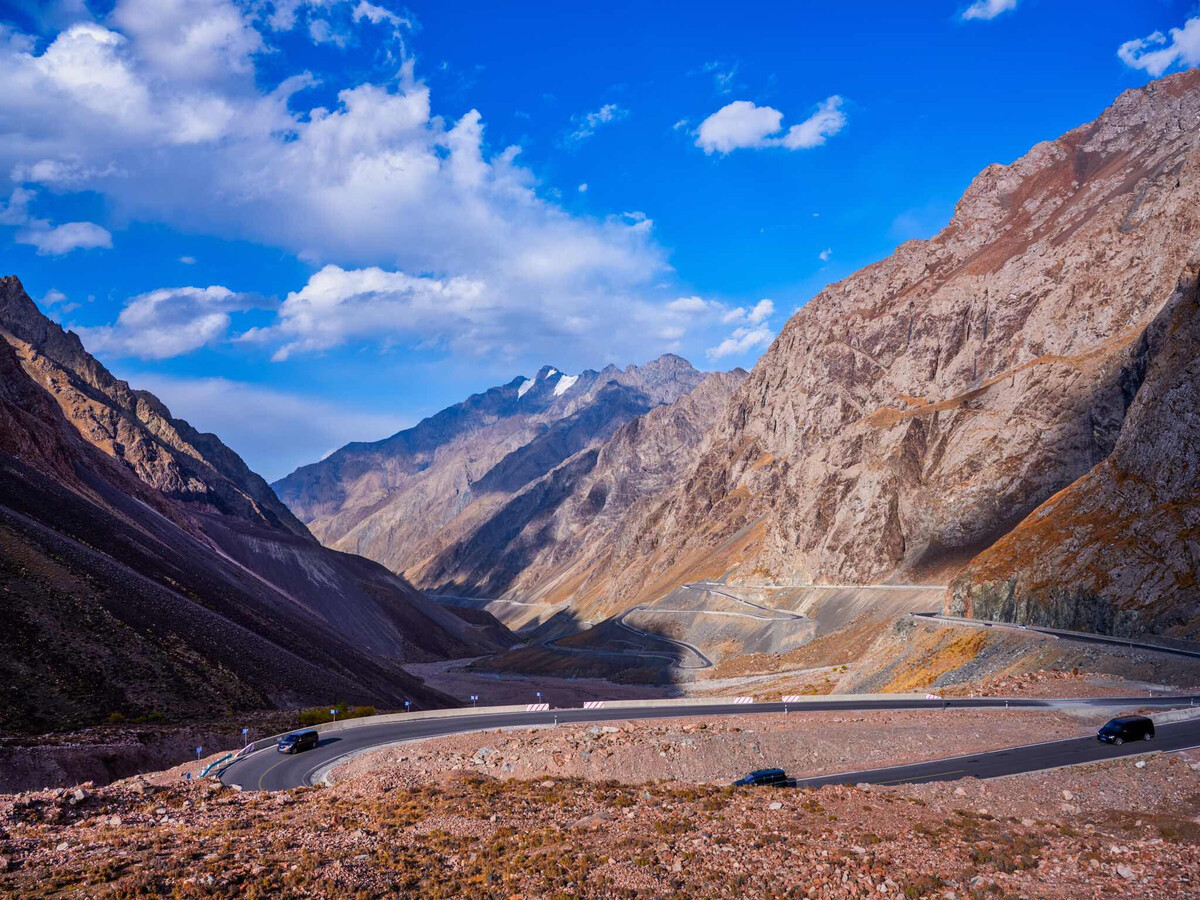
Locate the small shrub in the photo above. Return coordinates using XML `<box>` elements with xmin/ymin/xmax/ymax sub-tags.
<box><xmin>298</xmin><ymin>703</ymin><xmax>377</xmax><ymax>726</ymax></box>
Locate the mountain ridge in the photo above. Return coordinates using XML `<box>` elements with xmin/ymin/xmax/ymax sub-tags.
<box><xmin>0</xmin><ymin>276</ymin><xmax>511</xmax><ymax>732</ymax></box>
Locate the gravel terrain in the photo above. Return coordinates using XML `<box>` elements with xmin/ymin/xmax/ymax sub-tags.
<box><xmin>1</xmin><ymin>745</ymin><xmax>1197</xmax><ymax>897</ymax></box>
<box><xmin>329</xmin><ymin>707</ymin><xmax>1142</xmax><ymax>787</ymax></box>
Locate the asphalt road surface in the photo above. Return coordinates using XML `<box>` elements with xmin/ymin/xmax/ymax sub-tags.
<box><xmin>913</xmin><ymin>613</ymin><xmax>1200</xmax><ymax>660</ymax></box>
<box><xmin>219</xmin><ymin>696</ymin><xmax>1200</xmax><ymax>792</ymax></box>
<box><xmin>791</xmin><ymin>717</ymin><xmax>1200</xmax><ymax>788</ymax></box>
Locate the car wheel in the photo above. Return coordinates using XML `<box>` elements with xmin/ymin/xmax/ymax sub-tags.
<box><xmin>1114</xmin><ymin>737</ymin><xmax>1124</xmax><ymax>745</ymax></box>
<box><xmin>1144</xmin><ymin>732</ymin><xmax>1153</xmax><ymax>741</ymax></box>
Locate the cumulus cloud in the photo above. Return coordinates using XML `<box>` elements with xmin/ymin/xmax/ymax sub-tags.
<box><xmin>17</xmin><ymin>220</ymin><xmax>112</xmax><ymax>255</ymax></box>
<box><xmin>2</xmin><ymin>186</ymin><xmax>111</xmax><ymax>255</ymax></box>
<box><xmin>721</xmin><ymin>298</ymin><xmax>773</xmax><ymax>325</ymax></box>
<box><xmin>0</xmin><ymin>6</ymin><xmax>681</xmax><ymax>364</ymax></box>
<box><xmin>124</xmin><ymin>372</ymin><xmax>409</xmax><ymax>481</ymax></box>
<box><xmin>819</xmin><ymin>248</ymin><xmax>832</xmax><ymax>261</ymax></box>
<box><xmin>666</xmin><ymin>295</ymin><xmax>717</xmax><ymax>314</ymax></box>
<box><xmin>695</xmin><ymin>96</ymin><xmax>845</xmax><ymax>154</ymax></box>
<box><xmin>707</xmin><ymin>325</ymin><xmax>773</xmax><ymax>359</ymax></box>
<box><xmin>1118</xmin><ymin>18</ymin><xmax>1200</xmax><ymax>77</ymax></box>
<box><xmin>568</xmin><ymin>103</ymin><xmax>628</xmax><ymax>142</ymax></box>
<box><xmin>74</xmin><ymin>285</ymin><xmax>252</xmax><ymax>359</ymax></box>
<box><xmin>960</xmin><ymin>0</ymin><xmax>1018</xmax><ymax>21</ymax></box>
<box><xmin>708</xmin><ymin>298</ymin><xmax>775</xmax><ymax>360</ymax></box>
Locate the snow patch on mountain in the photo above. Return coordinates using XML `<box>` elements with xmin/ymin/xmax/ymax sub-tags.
<box><xmin>517</xmin><ymin>379</ymin><xmax>535</xmax><ymax>398</ymax></box>
<box><xmin>553</xmin><ymin>374</ymin><xmax>579</xmax><ymax>396</ymax></box>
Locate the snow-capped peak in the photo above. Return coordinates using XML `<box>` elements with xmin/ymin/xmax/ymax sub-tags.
<box><xmin>517</xmin><ymin>378</ymin><xmax>535</xmax><ymax>398</ymax></box>
<box><xmin>546</xmin><ymin>368</ymin><xmax>558</xmax><ymax>377</ymax></box>
<box><xmin>553</xmin><ymin>373</ymin><xmax>579</xmax><ymax>396</ymax></box>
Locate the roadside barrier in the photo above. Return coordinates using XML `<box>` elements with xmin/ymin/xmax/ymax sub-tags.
<box><xmin>780</xmin><ymin>695</ymin><xmax>804</xmax><ymax>703</ymax></box>
<box><xmin>582</xmin><ymin>701</ymin><xmax>606</xmax><ymax>709</ymax></box>
<box><xmin>199</xmin><ymin>753</ymin><xmax>233</xmax><ymax>777</ymax></box>
<box><xmin>526</xmin><ymin>703</ymin><xmax>550</xmax><ymax>711</ymax></box>
<box><xmin>733</xmin><ymin>697</ymin><xmax>755</xmax><ymax>704</ymax></box>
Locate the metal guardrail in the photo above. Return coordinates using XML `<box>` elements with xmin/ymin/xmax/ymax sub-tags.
<box><xmin>199</xmin><ymin>753</ymin><xmax>233</xmax><ymax>777</ymax></box>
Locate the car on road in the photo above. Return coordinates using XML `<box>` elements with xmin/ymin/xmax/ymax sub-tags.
<box><xmin>277</xmin><ymin>730</ymin><xmax>320</xmax><ymax>754</ymax></box>
<box><xmin>1097</xmin><ymin>715</ymin><xmax>1155</xmax><ymax>745</ymax></box>
<box><xmin>733</xmin><ymin>768</ymin><xmax>789</xmax><ymax>787</ymax></box>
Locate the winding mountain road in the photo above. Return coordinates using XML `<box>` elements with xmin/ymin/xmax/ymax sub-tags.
<box><xmin>914</xmin><ymin>613</ymin><xmax>1200</xmax><ymax>660</ymax></box>
<box><xmin>219</xmin><ymin>695</ymin><xmax>1200</xmax><ymax>792</ymax></box>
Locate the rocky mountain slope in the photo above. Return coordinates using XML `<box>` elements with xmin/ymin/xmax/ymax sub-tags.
<box><xmin>511</xmin><ymin>70</ymin><xmax>1200</xmax><ymax>636</ymax></box>
<box><xmin>410</xmin><ymin>368</ymin><xmax>747</xmax><ymax>608</ymax></box>
<box><xmin>272</xmin><ymin>355</ymin><xmax>706</xmax><ymax>578</ymax></box>
<box><xmin>0</xmin><ymin>276</ymin><xmax>507</xmax><ymax>733</ymax></box>
<box><xmin>949</xmin><ymin>249</ymin><xmax>1200</xmax><ymax>637</ymax></box>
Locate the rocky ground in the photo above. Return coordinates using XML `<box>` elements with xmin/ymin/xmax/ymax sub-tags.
<box><xmin>1</xmin><ymin>742</ymin><xmax>1198</xmax><ymax>898</ymax></box>
<box><xmin>330</xmin><ymin>707</ymin><xmax>1105</xmax><ymax>787</ymax></box>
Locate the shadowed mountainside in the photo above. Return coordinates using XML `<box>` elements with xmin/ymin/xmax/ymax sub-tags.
<box><xmin>272</xmin><ymin>354</ymin><xmax>707</xmax><ymax>579</ymax></box>
<box><xmin>0</xmin><ymin>276</ymin><xmax>511</xmax><ymax>733</ymax></box>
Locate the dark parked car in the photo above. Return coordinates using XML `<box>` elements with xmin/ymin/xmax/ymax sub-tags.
<box><xmin>1097</xmin><ymin>716</ymin><xmax>1155</xmax><ymax>745</ymax></box>
<box><xmin>733</xmin><ymin>768</ymin><xmax>789</xmax><ymax>787</ymax></box>
<box><xmin>277</xmin><ymin>730</ymin><xmax>320</xmax><ymax>754</ymax></box>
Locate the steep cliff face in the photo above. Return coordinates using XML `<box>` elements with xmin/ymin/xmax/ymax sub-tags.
<box><xmin>560</xmin><ymin>70</ymin><xmax>1200</xmax><ymax>622</ymax></box>
<box><xmin>949</xmin><ymin>254</ymin><xmax>1200</xmax><ymax>638</ymax></box>
<box><xmin>0</xmin><ymin>277</ymin><xmax>508</xmax><ymax>732</ymax></box>
<box><xmin>410</xmin><ymin>369</ymin><xmax>748</xmax><ymax>605</ymax></box>
<box><xmin>273</xmin><ymin>354</ymin><xmax>706</xmax><ymax>576</ymax></box>
<box><xmin>0</xmin><ymin>276</ymin><xmax>307</xmax><ymax>538</ymax></box>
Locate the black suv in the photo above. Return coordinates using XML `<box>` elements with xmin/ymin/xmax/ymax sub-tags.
<box><xmin>733</xmin><ymin>768</ymin><xmax>789</xmax><ymax>787</ymax></box>
<box><xmin>1097</xmin><ymin>716</ymin><xmax>1155</xmax><ymax>745</ymax></box>
<box><xmin>277</xmin><ymin>730</ymin><xmax>320</xmax><ymax>754</ymax></box>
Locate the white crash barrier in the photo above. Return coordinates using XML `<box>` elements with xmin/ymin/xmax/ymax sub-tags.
<box><xmin>526</xmin><ymin>703</ymin><xmax>550</xmax><ymax>711</ymax></box>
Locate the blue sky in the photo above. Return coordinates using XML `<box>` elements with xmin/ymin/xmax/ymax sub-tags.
<box><xmin>1</xmin><ymin>0</ymin><xmax>1197</xmax><ymax>479</ymax></box>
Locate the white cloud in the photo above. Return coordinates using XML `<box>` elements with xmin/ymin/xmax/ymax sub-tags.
<box><xmin>695</xmin><ymin>100</ymin><xmax>782</xmax><ymax>154</ymax></box>
<box><xmin>702</xmin><ymin>61</ymin><xmax>738</xmax><ymax>94</ymax></box>
<box><xmin>307</xmin><ymin>18</ymin><xmax>349</xmax><ymax>47</ymax></box>
<box><xmin>353</xmin><ymin>1</ymin><xmax>409</xmax><ymax>30</ymax></box>
<box><xmin>578</xmin><ymin>182</ymin><xmax>588</xmax><ymax>192</ymax></box>
<box><xmin>708</xmin><ymin>297</ymin><xmax>775</xmax><ymax>359</ymax></box>
<box><xmin>721</xmin><ymin>298</ymin><xmax>774</xmax><ymax>325</ymax></box>
<box><xmin>778</xmin><ymin>96</ymin><xmax>846</xmax><ymax>150</ymax></box>
<box><xmin>3</xmin><ymin>180</ymin><xmax>112</xmax><ymax>255</ymax></box>
<box><xmin>695</xmin><ymin>96</ymin><xmax>845</xmax><ymax>154</ymax></box>
<box><xmin>122</xmin><ymin>372</ymin><xmax>409</xmax><ymax>482</ymax></box>
<box><xmin>0</xmin><ymin>13</ymin><xmax>676</xmax><ymax>363</ymax></box>
<box><xmin>109</xmin><ymin>0</ymin><xmax>262</xmax><ymax>84</ymax></box>
<box><xmin>1118</xmin><ymin>18</ymin><xmax>1200</xmax><ymax>77</ymax></box>
<box><xmin>73</xmin><ymin>285</ymin><xmax>251</xmax><ymax>359</ymax></box>
<box><xmin>666</xmin><ymin>295</ymin><xmax>714</xmax><ymax>314</ymax></box>
<box><xmin>818</xmin><ymin>247</ymin><xmax>832</xmax><ymax>261</ymax></box>
<box><xmin>16</xmin><ymin>220</ymin><xmax>112</xmax><ymax>255</ymax></box>
<box><xmin>179</xmin><ymin>255</ymin><xmax>197</xmax><ymax>264</ymax></box>
<box><xmin>568</xmin><ymin>103</ymin><xmax>628</xmax><ymax>142</ymax></box>
<box><xmin>960</xmin><ymin>0</ymin><xmax>1018</xmax><ymax>21</ymax></box>
<box><xmin>707</xmin><ymin>325</ymin><xmax>773</xmax><ymax>360</ymax></box>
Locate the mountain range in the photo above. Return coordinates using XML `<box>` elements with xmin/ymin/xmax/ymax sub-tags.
<box><xmin>277</xmin><ymin>70</ymin><xmax>1200</xmax><ymax>642</ymax></box>
<box><xmin>5</xmin><ymin>70</ymin><xmax>1200</xmax><ymax>739</ymax></box>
